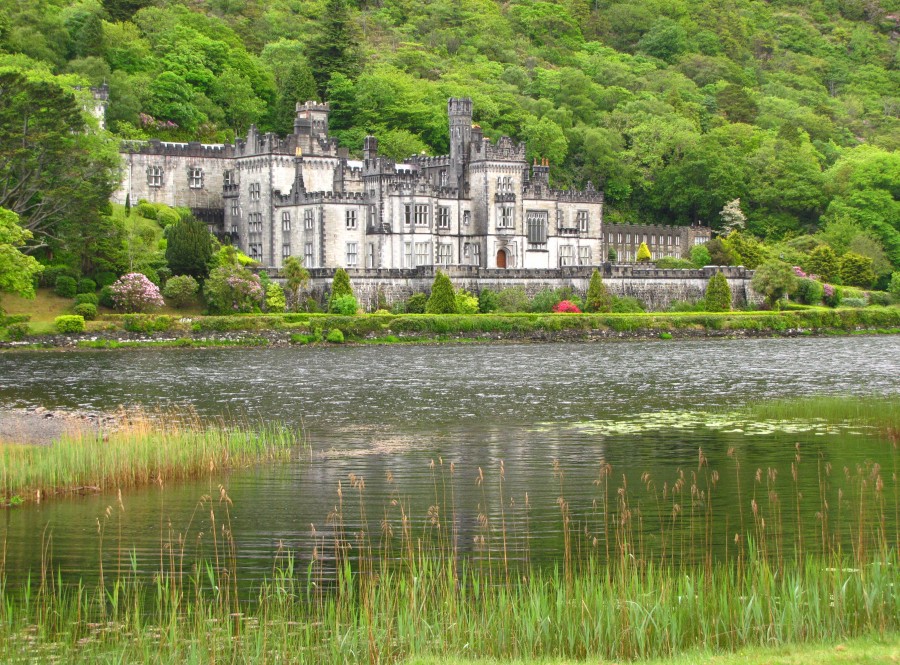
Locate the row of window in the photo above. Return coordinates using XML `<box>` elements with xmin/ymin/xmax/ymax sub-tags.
<box><xmin>606</xmin><ymin>232</ymin><xmax>682</xmax><ymax>246</ymax></box>
<box><xmin>559</xmin><ymin>246</ymin><xmax>592</xmax><ymax>266</ymax></box>
<box><xmin>146</xmin><ymin>166</ymin><xmax>205</xmax><ymax>189</ymax></box>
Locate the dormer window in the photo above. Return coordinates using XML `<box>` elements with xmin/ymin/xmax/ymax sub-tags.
<box><xmin>147</xmin><ymin>166</ymin><xmax>163</xmax><ymax>188</ymax></box>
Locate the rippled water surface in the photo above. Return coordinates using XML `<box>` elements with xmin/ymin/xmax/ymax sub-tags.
<box><xmin>0</xmin><ymin>337</ymin><xmax>898</xmax><ymax>582</ymax></box>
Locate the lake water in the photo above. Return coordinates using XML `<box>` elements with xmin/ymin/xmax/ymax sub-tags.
<box><xmin>0</xmin><ymin>337</ymin><xmax>898</xmax><ymax>583</ymax></box>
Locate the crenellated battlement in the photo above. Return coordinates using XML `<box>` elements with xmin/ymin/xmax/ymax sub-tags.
<box><xmin>471</xmin><ymin>135</ymin><xmax>526</xmax><ymax>162</ymax></box>
<box><xmin>120</xmin><ymin>139</ymin><xmax>235</xmax><ymax>158</ymax></box>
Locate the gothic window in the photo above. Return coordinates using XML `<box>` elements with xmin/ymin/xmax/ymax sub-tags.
<box><xmin>497</xmin><ymin>176</ymin><xmax>513</xmax><ymax>193</ymax></box>
<box><xmin>304</xmin><ymin>209</ymin><xmax>314</xmax><ymax>230</ymax></box>
<box><xmin>415</xmin><ymin>241</ymin><xmax>430</xmax><ymax>266</ymax></box>
<box><xmin>559</xmin><ymin>245</ymin><xmax>574</xmax><ymax>267</ymax></box>
<box><xmin>577</xmin><ymin>210</ymin><xmax>589</xmax><ymax>233</ymax></box>
<box><xmin>463</xmin><ymin>210</ymin><xmax>471</xmax><ymax>226</ymax></box>
<box><xmin>281</xmin><ymin>212</ymin><xmax>291</xmax><ymax>232</ymax></box>
<box><xmin>472</xmin><ymin>243</ymin><xmax>481</xmax><ymax>266</ymax></box>
<box><xmin>437</xmin><ymin>206</ymin><xmax>450</xmax><ymax>229</ymax></box>
<box><xmin>526</xmin><ymin>211</ymin><xmax>548</xmax><ymax>246</ymax></box>
<box><xmin>675</xmin><ymin>236</ymin><xmax>681</xmax><ymax>246</ymax></box>
<box><xmin>414</xmin><ymin>204</ymin><xmax>429</xmax><ymax>226</ymax></box>
<box><xmin>230</xmin><ymin>225</ymin><xmax>238</xmax><ymax>235</ymax></box>
<box><xmin>346</xmin><ymin>242</ymin><xmax>358</xmax><ymax>267</ymax></box>
<box><xmin>346</xmin><ymin>209</ymin><xmax>357</xmax><ymax>230</ymax></box>
<box><xmin>366</xmin><ymin>243</ymin><xmax>375</xmax><ymax>268</ymax></box>
<box><xmin>223</xmin><ymin>170</ymin><xmax>234</xmax><ymax>186</ymax></box>
<box><xmin>439</xmin><ymin>170</ymin><xmax>448</xmax><ymax>186</ymax></box>
<box><xmin>404</xmin><ymin>242</ymin><xmax>413</xmax><ymax>268</ymax></box>
<box><xmin>617</xmin><ymin>233</ymin><xmax>622</xmax><ymax>243</ymax></box>
<box><xmin>230</xmin><ymin>202</ymin><xmax>240</xmax><ymax>218</ymax></box>
<box><xmin>436</xmin><ymin>244</ymin><xmax>452</xmax><ymax>265</ymax></box>
<box><xmin>249</xmin><ymin>183</ymin><xmax>261</xmax><ymax>200</ymax></box>
<box><xmin>369</xmin><ymin>206</ymin><xmax>376</xmax><ymax>225</ymax></box>
<box><xmin>147</xmin><ymin>166</ymin><xmax>163</xmax><ymax>188</ymax></box>
<box><xmin>304</xmin><ymin>242</ymin><xmax>314</xmax><ymax>267</ymax></box>
<box><xmin>404</xmin><ymin>204</ymin><xmax>412</xmax><ymax>225</ymax></box>
<box><xmin>626</xmin><ymin>233</ymin><xmax>631</xmax><ymax>244</ymax></box>
<box><xmin>248</xmin><ymin>213</ymin><xmax>263</xmax><ymax>233</ymax></box>
<box><xmin>189</xmin><ymin>168</ymin><xmax>203</xmax><ymax>189</ymax></box>
<box><xmin>249</xmin><ymin>243</ymin><xmax>262</xmax><ymax>260</ymax></box>
<box><xmin>498</xmin><ymin>206</ymin><xmax>514</xmax><ymax>229</ymax></box>
<box><xmin>282</xmin><ymin>244</ymin><xmax>291</xmax><ymax>259</ymax></box>
<box><xmin>578</xmin><ymin>246</ymin><xmax>591</xmax><ymax>265</ymax></box>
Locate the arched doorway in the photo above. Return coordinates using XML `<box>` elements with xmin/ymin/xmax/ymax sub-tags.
<box><xmin>496</xmin><ymin>248</ymin><xmax>508</xmax><ymax>269</ymax></box>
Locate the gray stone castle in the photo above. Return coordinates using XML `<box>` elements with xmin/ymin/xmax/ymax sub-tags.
<box><xmin>114</xmin><ymin>99</ymin><xmax>711</xmax><ymax>273</ymax></box>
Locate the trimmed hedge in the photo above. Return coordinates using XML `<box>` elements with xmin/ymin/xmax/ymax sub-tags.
<box><xmin>73</xmin><ymin>303</ymin><xmax>98</xmax><ymax>320</ymax></box>
<box><xmin>54</xmin><ymin>315</ymin><xmax>85</xmax><ymax>333</ymax></box>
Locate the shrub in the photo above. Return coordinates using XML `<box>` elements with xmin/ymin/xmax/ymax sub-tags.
<box><xmin>611</xmin><ymin>296</ymin><xmax>645</xmax><ymax>313</ymax></box>
<box><xmin>72</xmin><ymin>303</ymin><xmax>97</xmax><ymax>320</ymax></box>
<box><xmin>4</xmin><ymin>322</ymin><xmax>29</xmax><ymax>340</ymax></box>
<box><xmin>889</xmin><ymin>273</ymin><xmax>900</xmax><ymax>302</ymax></box>
<box><xmin>99</xmin><ymin>285</ymin><xmax>115</xmax><ymax>308</ymax></box>
<box><xmin>54</xmin><ymin>275</ymin><xmax>77</xmax><ymax>298</ymax></box>
<box><xmin>265</xmin><ymin>283</ymin><xmax>286</xmax><ymax>313</ymax></box>
<box><xmin>110</xmin><ymin>273</ymin><xmax>165</xmax><ymax>313</ymax></box>
<box><xmin>326</xmin><ymin>328</ymin><xmax>345</xmax><ymax>343</ymax></box>
<box><xmin>155</xmin><ymin>206</ymin><xmax>180</xmax><ymax>227</ymax></box>
<box><xmin>162</xmin><ymin>275</ymin><xmax>199</xmax><ymax>308</ymax></box>
<box><xmin>841</xmin><ymin>297</ymin><xmax>867</xmax><ymax>308</ymax></box>
<box><xmin>477</xmin><ymin>289</ymin><xmax>499</xmax><ymax>313</ymax></box>
<box><xmin>794</xmin><ymin>278</ymin><xmax>824</xmax><ymax>305</ymax></box>
<box><xmin>330</xmin><ymin>294</ymin><xmax>358</xmax><ymax>315</ymax></box>
<box><xmin>455</xmin><ymin>289</ymin><xmax>479</xmax><ymax>314</ymax></box>
<box><xmin>74</xmin><ymin>292</ymin><xmax>99</xmax><ymax>306</ymax></box>
<box><xmin>136</xmin><ymin>202</ymin><xmax>157</xmax><ymax>219</ymax></box>
<box><xmin>805</xmin><ymin>245</ymin><xmax>840</xmax><ymax>283</ymax></box>
<box><xmin>868</xmin><ymin>291</ymin><xmax>892</xmax><ymax>307</ymax></box>
<box><xmin>751</xmin><ymin>260</ymin><xmax>797</xmax><ymax>308</ymax></box>
<box><xmin>553</xmin><ymin>300</ymin><xmax>581</xmax><ymax>313</ymax></box>
<box><xmin>94</xmin><ymin>271</ymin><xmax>118</xmax><ymax>288</ymax></box>
<box><xmin>529</xmin><ymin>288</ymin><xmax>562</xmax><ymax>313</ymax></box>
<box><xmin>704</xmin><ymin>272</ymin><xmax>732</xmax><ymax>312</ymax></box>
<box><xmin>690</xmin><ymin>245</ymin><xmax>711</xmax><ymax>267</ymax></box>
<box><xmin>76</xmin><ymin>278</ymin><xmax>97</xmax><ymax>294</ymax></box>
<box><xmin>405</xmin><ymin>293</ymin><xmax>428</xmax><ymax>313</ymax></box>
<box><xmin>636</xmin><ymin>242</ymin><xmax>651</xmax><ymax>262</ymax></box>
<box><xmin>54</xmin><ymin>315</ymin><xmax>85</xmax><ymax>333</ymax></box>
<box><xmin>328</xmin><ymin>268</ymin><xmax>353</xmax><ymax>312</ymax></box>
<box><xmin>839</xmin><ymin>252</ymin><xmax>875</xmax><ymax>288</ymax></box>
<box><xmin>122</xmin><ymin>314</ymin><xmax>174</xmax><ymax>333</ymax></box>
<box><xmin>823</xmin><ymin>284</ymin><xmax>842</xmax><ymax>308</ymax></box>
<box><xmin>585</xmin><ymin>269</ymin><xmax>612</xmax><ymax>312</ymax></box>
<box><xmin>426</xmin><ymin>271</ymin><xmax>458</xmax><ymax>314</ymax></box>
<box><xmin>165</xmin><ymin>217</ymin><xmax>214</xmax><ymax>279</ymax></box>
<box><xmin>40</xmin><ymin>264</ymin><xmax>75</xmax><ymax>288</ymax></box>
<box><xmin>607</xmin><ymin>247</ymin><xmax>618</xmax><ymax>262</ymax></box>
<box><xmin>655</xmin><ymin>257</ymin><xmax>695</xmax><ymax>269</ymax></box>
<box><xmin>373</xmin><ymin>309</ymin><xmax>392</xmax><ymax>316</ymax></box>
<box><xmin>204</xmin><ymin>265</ymin><xmax>265</xmax><ymax>314</ymax></box>
<box><xmin>668</xmin><ymin>300</ymin><xmax>704</xmax><ymax>312</ymax></box>
<box><xmin>497</xmin><ymin>286</ymin><xmax>530</xmax><ymax>312</ymax></box>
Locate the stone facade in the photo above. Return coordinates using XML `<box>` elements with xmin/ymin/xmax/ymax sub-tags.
<box><xmin>112</xmin><ymin>99</ymin><xmax>713</xmax><ymax>274</ymax></box>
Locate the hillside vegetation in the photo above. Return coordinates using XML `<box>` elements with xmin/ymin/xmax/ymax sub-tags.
<box><xmin>0</xmin><ymin>0</ymin><xmax>898</xmax><ymax>286</ymax></box>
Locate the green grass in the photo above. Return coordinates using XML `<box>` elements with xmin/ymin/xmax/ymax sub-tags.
<box><xmin>0</xmin><ymin>412</ymin><xmax>304</xmax><ymax>501</ymax></box>
<box><xmin>76</xmin><ymin>337</ymin><xmax>270</xmax><ymax>349</ymax></box>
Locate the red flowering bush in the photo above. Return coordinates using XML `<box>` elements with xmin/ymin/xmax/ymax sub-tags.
<box><xmin>109</xmin><ymin>273</ymin><xmax>165</xmax><ymax>313</ymax></box>
<box><xmin>553</xmin><ymin>300</ymin><xmax>581</xmax><ymax>313</ymax></box>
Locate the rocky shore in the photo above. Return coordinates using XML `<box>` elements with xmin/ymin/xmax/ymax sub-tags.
<box><xmin>0</xmin><ymin>407</ymin><xmax>117</xmax><ymax>446</ymax></box>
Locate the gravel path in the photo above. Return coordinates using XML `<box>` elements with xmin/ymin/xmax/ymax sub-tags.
<box><xmin>0</xmin><ymin>407</ymin><xmax>114</xmax><ymax>446</ymax></box>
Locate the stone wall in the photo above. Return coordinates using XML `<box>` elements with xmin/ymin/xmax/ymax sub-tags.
<box><xmin>268</xmin><ymin>265</ymin><xmax>760</xmax><ymax>311</ymax></box>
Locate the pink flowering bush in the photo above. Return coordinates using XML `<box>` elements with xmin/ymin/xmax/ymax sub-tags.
<box><xmin>553</xmin><ymin>300</ymin><xmax>582</xmax><ymax>313</ymax></box>
<box><xmin>109</xmin><ymin>273</ymin><xmax>165</xmax><ymax>313</ymax></box>
<box><xmin>203</xmin><ymin>264</ymin><xmax>265</xmax><ymax>313</ymax></box>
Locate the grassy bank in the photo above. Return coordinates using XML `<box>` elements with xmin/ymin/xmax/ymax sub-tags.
<box><xmin>0</xmin><ymin>413</ymin><xmax>304</xmax><ymax>503</ymax></box>
<box><xmin>738</xmin><ymin>396</ymin><xmax>900</xmax><ymax>439</ymax></box>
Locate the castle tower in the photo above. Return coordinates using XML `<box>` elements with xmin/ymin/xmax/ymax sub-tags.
<box><xmin>448</xmin><ymin>97</ymin><xmax>473</xmax><ymax>188</ymax></box>
<box><xmin>293</xmin><ymin>101</ymin><xmax>331</xmax><ymax>156</ymax></box>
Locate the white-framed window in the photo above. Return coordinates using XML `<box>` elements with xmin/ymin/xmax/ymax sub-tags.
<box><xmin>282</xmin><ymin>244</ymin><xmax>291</xmax><ymax>259</ymax></box>
<box><xmin>526</xmin><ymin>211</ymin><xmax>548</xmax><ymax>246</ymax></box>
<box><xmin>404</xmin><ymin>204</ymin><xmax>412</xmax><ymax>225</ymax></box>
<box><xmin>617</xmin><ymin>233</ymin><xmax>622</xmax><ymax>243</ymax></box>
<box><xmin>366</xmin><ymin>243</ymin><xmax>374</xmax><ymax>268</ymax></box>
<box><xmin>694</xmin><ymin>236</ymin><xmax>706</xmax><ymax>245</ymax></box>
<box><xmin>414</xmin><ymin>204</ymin><xmax>429</xmax><ymax>226</ymax></box>
<box><xmin>498</xmin><ymin>206</ymin><xmax>514</xmax><ymax>229</ymax></box>
<box><xmin>346</xmin><ymin>242</ymin><xmax>358</xmax><ymax>267</ymax></box>
<box><xmin>463</xmin><ymin>210</ymin><xmax>471</xmax><ymax>226</ymax></box>
<box><xmin>248</xmin><ymin>213</ymin><xmax>263</xmax><ymax>233</ymax></box>
<box><xmin>436</xmin><ymin>244</ymin><xmax>452</xmax><ymax>265</ymax></box>
<box><xmin>230</xmin><ymin>202</ymin><xmax>240</xmax><ymax>218</ymax></box>
<box><xmin>189</xmin><ymin>167</ymin><xmax>203</xmax><ymax>189</ymax></box>
<box><xmin>281</xmin><ymin>211</ymin><xmax>291</xmax><ymax>232</ymax></box>
<box><xmin>304</xmin><ymin>209</ymin><xmax>314</xmax><ymax>230</ymax></box>
<box><xmin>578</xmin><ymin>246</ymin><xmax>591</xmax><ymax>265</ymax></box>
<box><xmin>369</xmin><ymin>206</ymin><xmax>376</xmax><ymax>225</ymax></box>
<box><xmin>437</xmin><ymin>206</ymin><xmax>450</xmax><ymax>229</ymax></box>
<box><xmin>304</xmin><ymin>242</ymin><xmax>314</xmax><ymax>267</ymax></box>
<box><xmin>404</xmin><ymin>242</ymin><xmax>413</xmax><ymax>268</ymax></box>
<box><xmin>577</xmin><ymin>210</ymin><xmax>589</xmax><ymax>233</ymax></box>
<box><xmin>346</xmin><ymin>209</ymin><xmax>357</xmax><ymax>230</ymax></box>
<box><xmin>439</xmin><ymin>170</ymin><xmax>448</xmax><ymax>186</ymax></box>
<box><xmin>472</xmin><ymin>243</ymin><xmax>481</xmax><ymax>266</ymax></box>
<box><xmin>626</xmin><ymin>233</ymin><xmax>631</xmax><ymax>244</ymax></box>
<box><xmin>415</xmin><ymin>241</ymin><xmax>430</xmax><ymax>266</ymax></box>
<box><xmin>223</xmin><ymin>170</ymin><xmax>234</xmax><ymax>186</ymax></box>
<box><xmin>249</xmin><ymin>182</ymin><xmax>261</xmax><ymax>200</ymax></box>
<box><xmin>559</xmin><ymin>245</ymin><xmax>574</xmax><ymax>267</ymax></box>
<box><xmin>675</xmin><ymin>236</ymin><xmax>681</xmax><ymax>246</ymax></box>
<box><xmin>147</xmin><ymin>166</ymin><xmax>163</xmax><ymax>187</ymax></box>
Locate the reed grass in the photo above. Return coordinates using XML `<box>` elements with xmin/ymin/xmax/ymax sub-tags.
<box><xmin>0</xmin><ymin>438</ymin><xmax>896</xmax><ymax>664</ymax></box>
<box><xmin>738</xmin><ymin>396</ymin><xmax>900</xmax><ymax>437</ymax></box>
<box><xmin>0</xmin><ymin>410</ymin><xmax>304</xmax><ymax>502</ymax></box>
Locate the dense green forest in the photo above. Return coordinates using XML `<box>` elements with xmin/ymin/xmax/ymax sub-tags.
<box><xmin>0</xmin><ymin>0</ymin><xmax>898</xmax><ymax>288</ymax></box>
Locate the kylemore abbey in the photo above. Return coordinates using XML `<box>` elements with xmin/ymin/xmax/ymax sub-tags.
<box><xmin>114</xmin><ymin>98</ymin><xmax>712</xmax><ymax>273</ymax></box>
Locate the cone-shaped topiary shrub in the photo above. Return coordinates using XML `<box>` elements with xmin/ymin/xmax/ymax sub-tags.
<box><xmin>426</xmin><ymin>270</ymin><xmax>458</xmax><ymax>314</ymax></box>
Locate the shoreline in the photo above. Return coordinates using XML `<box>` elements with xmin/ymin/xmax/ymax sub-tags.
<box><xmin>0</xmin><ymin>406</ymin><xmax>117</xmax><ymax>446</ymax></box>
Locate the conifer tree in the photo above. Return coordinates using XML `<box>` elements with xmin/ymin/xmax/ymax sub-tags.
<box><xmin>637</xmin><ymin>242</ymin><xmax>652</xmax><ymax>262</ymax></box>
<box><xmin>585</xmin><ymin>268</ymin><xmax>612</xmax><ymax>312</ymax></box>
<box><xmin>806</xmin><ymin>245</ymin><xmax>840</xmax><ymax>283</ymax></box>
<box><xmin>308</xmin><ymin>0</ymin><xmax>362</xmax><ymax>95</ymax></box>
<box><xmin>704</xmin><ymin>271</ymin><xmax>732</xmax><ymax>312</ymax></box>
<box><xmin>328</xmin><ymin>267</ymin><xmax>353</xmax><ymax>310</ymax></box>
<box><xmin>425</xmin><ymin>270</ymin><xmax>458</xmax><ymax>314</ymax></box>
<box><xmin>282</xmin><ymin>255</ymin><xmax>310</xmax><ymax>310</ymax></box>
<box><xmin>165</xmin><ymin>216</ymin><xmax>214</xmax><ymax>279</ymax></box>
